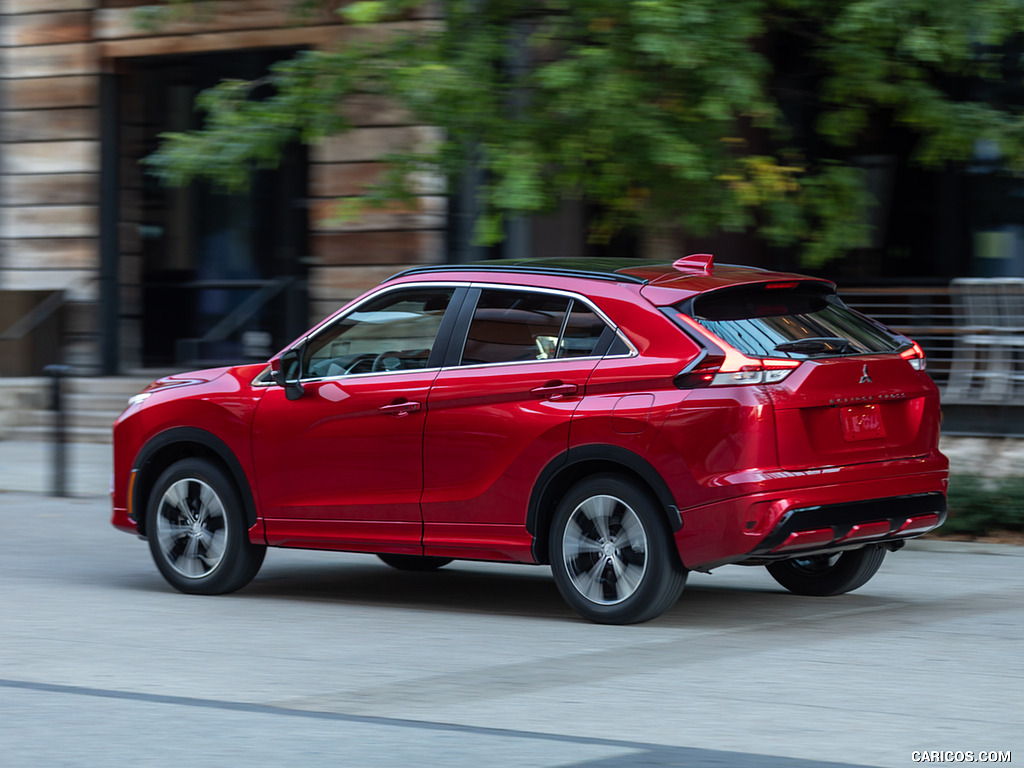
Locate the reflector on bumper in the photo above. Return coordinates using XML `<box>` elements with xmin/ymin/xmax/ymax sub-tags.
<box><xmin>771</xmin><ymin>528</ymin><xmax>835</xmax><ymax>553</ymax></box>
<box><xmin>896</xmin><ymin>513</ymin><xmax>942</xmax><ymax>536</ymax></box>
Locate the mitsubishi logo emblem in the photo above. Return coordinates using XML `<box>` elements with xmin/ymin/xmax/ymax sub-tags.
<box><xmin>860</xmin><ymin>365</ymin><xmax>872</xmax><ymax>384</ymax></box>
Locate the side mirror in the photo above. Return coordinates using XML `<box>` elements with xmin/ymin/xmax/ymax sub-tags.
<box><xmin>270</xmin><ymin>348</ymin><xmax>305</xmax><ymax>401</ymax></box>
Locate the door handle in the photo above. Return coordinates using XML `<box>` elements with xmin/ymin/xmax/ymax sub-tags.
<box><xmin>378</xmin><ymin>400</ymin><xmax>422</xmax><ymax>417</ymax></box>
<box><xmin>530</xmin><ymin>382</ymin><xmax>578</xmax><ymax>400</ymax></box>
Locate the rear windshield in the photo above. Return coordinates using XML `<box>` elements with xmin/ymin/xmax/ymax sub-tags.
<box><xmin>684</xmin><ymin>283</ymin><xmax>904</xmax><ymax>359</ymax></box>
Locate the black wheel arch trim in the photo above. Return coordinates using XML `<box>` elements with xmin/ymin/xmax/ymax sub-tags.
<box><xmin>130</xmin><ymin>427</ymin><xmax>259</xmax><ymax>532</ymax></box>
<box><xmin>527</xmin><ymin>445</ymin><xmax>682</xmax><ymax>561</ymax></box>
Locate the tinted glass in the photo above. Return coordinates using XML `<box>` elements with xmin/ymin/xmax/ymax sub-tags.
<box><xmin>304</xmin><ymin>288</ymin><xmax>454</xmax><ymax>377</ymax></box>
<box><xmin>558</xmin><ymin>301</ymin><xmax>608</xmax><ymax>358</ymax></box>
<box><xmin>688</xmin><ymin>284</ymin><xmax>902</xmax><ymax>359</ymax></box>
<box><xmin>460</xmin><ymin>290</ymin><xmax>570</xmax><ymax>365</ymax></box>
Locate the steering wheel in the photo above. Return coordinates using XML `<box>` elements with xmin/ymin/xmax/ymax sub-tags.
<box><xmin>340</xmin><ymin>353</ymin><xmax>375</xmax><ymax>375</ymax></box>
<box><xmin>371</xmin><ymin>350</ymin><xmax>402</xmax><ymax>372</ymax></box>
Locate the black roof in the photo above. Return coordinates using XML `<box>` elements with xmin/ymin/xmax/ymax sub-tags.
<box><xmin>388</xmin><ymin>258</ymin><xmax>668</xmax><ymax>285</ymax></box>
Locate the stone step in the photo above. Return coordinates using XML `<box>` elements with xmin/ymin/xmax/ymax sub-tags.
<box><xmin>4</xmin><ymin>424</ymin><xmax>113</xmax><ymax>444</ymax></box>
<box><xmin>65</xmin><ymin>392</ymin><xmax>134</xmax><ymax>414</ymax></box>
<box><xmin>64</xmin><ymin>376</ymin><xmax>157</xmax><ymax>398</ymax></box>
<box><xmin>1</xmin><ymin>375</ymin><xmax>159</xmax><ymax>444</ymax></box>
<box><xmin>30</xmin><ymin>410</ymin><xmax>119</xmax><ymax>430</ymax></box>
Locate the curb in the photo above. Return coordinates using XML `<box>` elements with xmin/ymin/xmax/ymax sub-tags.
<box><xmin>904</xmin><ymin>538</ymin><xmax>1024</xmax><ymax>556</ymax></box>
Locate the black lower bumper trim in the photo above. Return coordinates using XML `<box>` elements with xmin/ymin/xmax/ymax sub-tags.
<box><xmin>748</xmin><ymin>492</ymin><xmax>947</xmax><ymax>557</ymax></box>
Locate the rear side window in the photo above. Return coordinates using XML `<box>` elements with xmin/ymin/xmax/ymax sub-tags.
<box><xmin>686</xmin><ymin>283</ymin><xmax>903</xmax><ymax>359</ymax></box>
<box><xmin>560</xmin><ymin>301</ymin><xmax>610</xmax><ymax>358</ymax></box>
<box><xmin>459</xmin><ymin>289</ymin><xmax>610</xmax><ymax>365</ymax></box>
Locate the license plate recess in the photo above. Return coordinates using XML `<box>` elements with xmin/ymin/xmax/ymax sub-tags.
<box><xmin>840</xmin><ymin>404</ymin><xmax>885</xmax><ymax>441</ymax></box>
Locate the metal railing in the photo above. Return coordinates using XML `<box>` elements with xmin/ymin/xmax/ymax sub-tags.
<box><xmin>840</xmin><ymin>285</ymin><xmax>956</xmax><ymax>386</ymax></box>
<box><xmin>841</xmin><ymin>280</ymin><xmax>1024</xmax><ymax>406</ymax></box>
<box><xmin>943</xmin><ymin>278</ymin><xmax>1024</xmax><ymax>404</ymax></box>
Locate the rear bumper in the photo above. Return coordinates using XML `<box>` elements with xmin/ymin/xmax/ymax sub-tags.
<box><xmin>674</xmin><ymin>461</ymin><xmax>948</xmax><ymax>571</ymax></box>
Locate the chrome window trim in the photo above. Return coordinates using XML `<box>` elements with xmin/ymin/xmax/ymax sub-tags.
<box><xmin>446</xmin><ymin>282</ymin><xmax>638</xmax><ymax>369</ymax></box>
<box><xmin>299</xmin><ymin>366</ymin><xmax>447</xmax><ymax>385</ymax></box>
<box><xmin>297</xmin><ymin>281</ymin><xmax>465</xmax><ymax>383</ymax></box>
<box><xmin>445</xmin><ymin>357</ymin><xmax>604</xmax><ymax>372</ymax></box>
<box><xmin>252</xmin><ymin>366</ymin><xmax>273</xmax><ymax>387</ymax></box>
<box><xmin>254</xmin><ymin>278</ymin><xmax>638</xmax><ymax>387</ymax></box>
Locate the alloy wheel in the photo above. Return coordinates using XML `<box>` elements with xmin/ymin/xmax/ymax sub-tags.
<box><xmin>154</xmin><ymin>478</ymin><xmax>228</xmax><ymax>580</ymax></box>
<box><xmin>561</xmin><ymin>494</ymin><xmax>649</xmax><ymax>606</ymax></box>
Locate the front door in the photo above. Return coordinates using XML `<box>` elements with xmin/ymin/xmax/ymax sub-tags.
<box><xmin>252</xmin><ymin>286</ymin><xmax>458</xmax><ymax>552</ymax></box>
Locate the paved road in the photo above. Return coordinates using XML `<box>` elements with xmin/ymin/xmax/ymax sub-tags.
<box><xmin>0</xmin><ymin>491</ymin><xmax>1020</xmax><ymax>767</ymax></box>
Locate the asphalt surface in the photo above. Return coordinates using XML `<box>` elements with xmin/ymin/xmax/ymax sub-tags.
<box><xmin>1</xmin><ymin>455</ymin><xmax>1021</xmax><ymax>767</ymax></box>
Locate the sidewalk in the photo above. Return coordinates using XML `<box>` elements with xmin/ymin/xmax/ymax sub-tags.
<box><xmin>0</xmin><ymin>440</ymin><xmax>111</xmax><ymax>497</ymax></box>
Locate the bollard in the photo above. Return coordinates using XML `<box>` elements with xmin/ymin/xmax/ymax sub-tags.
<box><xmin>43</xmin><ymin>364</ymin><xmax>71</xmax><ymax>497</ymax></box>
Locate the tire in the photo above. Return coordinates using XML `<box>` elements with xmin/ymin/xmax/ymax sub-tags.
<box><xmin>146</xmin><ymin>458</ymin><xmax>266</xmax><ymax>595</ymax></box>
<box><xmin>766</xmin><ymin>545</ymin><xmax>886</xmax><ymax>596</ymax></box>
<box><xmin>549</xmin><ymin>474</ymin><xmax>686</xmax><ymax>624</ymax></box>
<box><xmin>377</xmin><ymin>554</ymin><xmax>453</xmax><ymax>571</ymax></box>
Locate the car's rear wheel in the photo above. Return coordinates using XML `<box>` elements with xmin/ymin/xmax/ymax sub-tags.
<box><xmin>766</xmin><ymin>545</ymin><xmax>886</xmax><ymax>596</ymax></box>
<box><xmin>146</xmin><ymin>458</ymin><xmax>265</xmax><ymax>595</ymax></box>
<box><xmin>549</xmin><ymin>475</ymin><xmax>686</xmax><ymax>624</ymax></box>
<box><xmin>377</xmin><ymin>554</ymin><xmax>453</xmax><ymax>571</ymax></box>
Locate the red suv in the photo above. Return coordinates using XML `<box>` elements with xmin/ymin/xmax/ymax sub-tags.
<box><xmin>111</xmin><ymin>256</ymin><xmax>948</xmax><ymax>624</ymax></box>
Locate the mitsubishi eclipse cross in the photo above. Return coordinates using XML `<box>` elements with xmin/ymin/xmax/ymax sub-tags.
<box><xmin>111</xmin><ymin>255</ymin><xmax>948</xmax><ymax>624</ymax></box>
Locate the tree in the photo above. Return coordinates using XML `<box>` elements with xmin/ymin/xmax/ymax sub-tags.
<box><xmin>147</xmin><ymin>0</ymin><xmax>1024</xmax><ymax>265</ymax></box>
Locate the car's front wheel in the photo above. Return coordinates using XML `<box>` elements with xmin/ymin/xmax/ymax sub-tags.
<box><xmin>766</xmin><ymin>545</ymin><xmax>886</xmax><ymax>596</ymax></box>
<box><xmin>549</xmin><ymin>475</ymin><xmax>686</xmax><ymax>624</ymax></box>
<box><xmin>146</xmin><ymin>458</ymin><xmax>265</xmax><ymax>595</ymax></box>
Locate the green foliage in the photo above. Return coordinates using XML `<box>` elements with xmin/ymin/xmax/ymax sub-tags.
<box><xmin>146</xmin><ymin>0</ymin><xmax>1024</xmax><ymax>262</ymax></box>
<box><xmin>943</xmin><ymin>475</ymin><xmax>1024</xmax><ymax>535</ymax></box>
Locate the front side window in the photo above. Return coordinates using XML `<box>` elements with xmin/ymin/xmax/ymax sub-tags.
<box><xmin>304</xmin><ymin>287</ymin><xmax>455</xmax><ymax>378</ymax></box>
<box><xmin>458</xmin><ymin>289</ymin><xmax>610</xmax><ymax>366</ymax></box>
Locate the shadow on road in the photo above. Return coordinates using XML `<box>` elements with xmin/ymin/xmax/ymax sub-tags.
<box><xmin>117</xmin><ymin>554</ymin><xmax>922</xmax><ymax>629</ymax></box>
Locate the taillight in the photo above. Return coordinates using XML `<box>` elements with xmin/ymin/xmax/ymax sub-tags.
<box><xmin>707</xmin><ymin>359</ymin><xmax>800</xmax><ymax>387</ymax></box>
<box><xmin>676</xmin><ymin>353</ymin><xmax>800</xmax><ymax>389</ymax></box>
<box><xmin>676</xmin><ymin>354</ymin><xmax>725</xmax><ymax>389</ymax></box>
<box><xmin>674</xmin><ymin>314</ymin><xmax>802</xmax><ymax>389</ymax></box>
<box><xmin>900</xmin><ymin>341</ymin><xmax>927</xmax><ymax>371</ymax></box>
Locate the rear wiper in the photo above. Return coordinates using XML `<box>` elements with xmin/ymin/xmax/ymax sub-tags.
<box><xmin>772</xmin><ymin>337</ymin><xmax>856</xmax><ymax>356</ymax></box>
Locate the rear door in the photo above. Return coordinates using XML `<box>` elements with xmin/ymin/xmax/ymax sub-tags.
<box><xmin>420</xmin><ymin>286</ymin><xmax>615</xmax><ymax>561</ymax></box>
<box><xmin>688</xmin><ymin>282</ymin><xmax>939</xmax><ymax>470</ymax></box>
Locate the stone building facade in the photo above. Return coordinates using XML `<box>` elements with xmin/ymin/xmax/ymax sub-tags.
<box><xmin>1</xmin><ymin>0</ymin><xmax>446</xmax><ymax>373</ymax></box>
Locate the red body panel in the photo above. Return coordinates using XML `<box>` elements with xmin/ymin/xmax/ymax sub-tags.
<box><xmin>768</xmin><ymin>356</ymin><xmax>939</xmax><ymax>469</ymax></box>
<box><xmin>421</xmin><ymin>359</ymin><xmax>597</xmax><ymax>561</ymax></box>
<box><xmin>110</xmin><ymin>364</ymin><xmax>266</xmax><ymax>537</ymax></box>
<box><xmin>252</xmin><ymin>372</ymin><xmax>436</xmax><ymax>552</ymax></box>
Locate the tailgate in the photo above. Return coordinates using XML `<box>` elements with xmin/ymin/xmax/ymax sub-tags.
<box><xmin>768</xmin><ymin>355</ymin><xmax>938</xmax><ymax>469</ymax></box>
